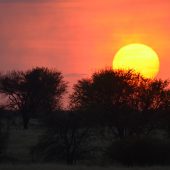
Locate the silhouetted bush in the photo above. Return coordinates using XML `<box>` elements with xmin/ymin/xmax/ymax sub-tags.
<box><xmin>31</xmin><ymin>111</ymin><xmax>95</xmax><ymax>165</ymax></box>
<box><xmin>105</xmin><ymin>137</ymin><xmax>170</xmax><ymax>166</ymax></box>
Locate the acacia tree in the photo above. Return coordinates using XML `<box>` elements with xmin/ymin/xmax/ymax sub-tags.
<box><xmin>133</xmin><ymin>79</ymin><xmax>170</xmax><ymax>135</ymax></box>
<box><xmin>70</xmin><ymin>69</ymin><xmax>137</xmax><ymax>138</ymax></box>
<box><xmin>70</xmin><ymin>69</ymin><xmax>170</xmax><ymax>138</ymax></box>
<box><xmin>0</xmin><ymin>67</ymin><xmax>67</xmax><ymax>129</ymax></box>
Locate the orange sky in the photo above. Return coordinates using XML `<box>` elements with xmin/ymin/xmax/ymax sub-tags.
<box><xmin>0</xmin><ymin>0</ymin><xmax>170</xmax><ymax>86</ymax></box>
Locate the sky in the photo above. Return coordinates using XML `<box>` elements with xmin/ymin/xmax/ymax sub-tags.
<box><xmin>0</xmin><ymin>0</ymin><xmax>170</xmax><ymax>88</ymax></box>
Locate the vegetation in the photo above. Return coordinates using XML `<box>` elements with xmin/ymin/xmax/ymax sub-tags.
<box><xmin>0</xmin><ymin>67</ymin><xmax>170</xmax><ymax>167</ymax></box>
<box><xmin>105</xmin><ymin>137</ymin><xmax>170</xmax><ymax>166</ymax></box>
<box><xmin>70</xmin><ymin>69</ymin><xmax>169</xmax><ymax>138</ymax></box>
<box><xmin>0</xmin><ymin>67</ymin><xmax>67</xmax><ymax>129</ymax></box>
<box><xmin>32</xmin><ymin>111</ymin><xmax>94</xmax><ymax>164</ymax></box>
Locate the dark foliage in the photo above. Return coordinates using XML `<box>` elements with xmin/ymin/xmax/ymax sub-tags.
<box><xmin>0</xmin><ymin>108</ymin><xmax>9</xmax><ymax>162</ymax></box>
<box><xmin>105</xmin><ymin>137</ymin><xmax>170</xmax><ymax>166</ymax></box>
<box><xmin>0</xmin><ymin>67</ymin><xmax>67</xmax><ymax>129</ymax></box>
<box><xmin>0</xmin><ymin>67</ymin><xmax>169</xmax><ymax>166</ymax></box>
<box><xmin>32</xmin><ymin>111</ymin><xmax>95</xmax><ymax>165</ymax></box>
<box><xmin>70</xmin><ymin>69</ymin><xmax>170</xmax><ymax>138</ymax></box>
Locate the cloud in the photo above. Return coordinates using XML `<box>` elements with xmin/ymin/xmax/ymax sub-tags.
<box><xmin>64</xmin><ymin>73</ymin><xmax>88</xmax><ymax>78</ymax></box>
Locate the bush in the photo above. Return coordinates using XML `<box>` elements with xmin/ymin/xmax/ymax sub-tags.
<box><xmin>31</xmin><ymin>111</ymin><xmax>95</xmax><ymax>165</ymax></box>
<box><xmin>105</xmin><ymin>137</ymin><xmax>170</xmax><ymax>166</ymax></box>
<box><xmin>31</xmin><ymin>129</ymin><xmax>95</xmax><ymax>164</ymax></box>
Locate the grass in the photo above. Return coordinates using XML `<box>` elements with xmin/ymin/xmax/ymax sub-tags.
<box><xmin>6</xmin><ymin>123</ymin><xmax>43</xmax><ymax>162</ymax></box>
<box><xmin>2</xmin><ymin>122</ymin><xmax>170</xmax><ymax>169</ymax></box>
<box><xmin>0</xmin><ymin>164</ymin><xmax>170</xmax><ymax>170</ymax></box>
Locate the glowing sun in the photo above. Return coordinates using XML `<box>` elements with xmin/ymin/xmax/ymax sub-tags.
<box><xmin>112</xmin><ymin>43</ymin><xmax>160</xmax><ymax>79</ymax></box>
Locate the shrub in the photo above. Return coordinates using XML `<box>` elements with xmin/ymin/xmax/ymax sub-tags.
<box><xmin>105</xmin><ymin>137</ymin><xmax>170</xmax><ymax>166</ymax></box>
<box><xmin>31</xmin><ymin>111</ymin><xmax>95</xmax><ymax>165</ymax></box>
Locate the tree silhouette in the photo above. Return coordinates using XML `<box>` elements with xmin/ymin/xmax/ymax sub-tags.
<box><xmin>32</xmin><ymin>110</ymin><xmax>94</xmax><ymax>165</ymax></box>
<box><xmin>133</xmin><ymin>79</ymin><xmax>170</xmax><ymax>135</ymax></box>
<box><xmin>0</xmin><ymin>67</ymin><xmax>67</xmax><ymax>129</ymax></box>
<box><xmin>70</xmin><ymin>69</ymin><xmax>170</xmax><ymax>138</ymax></box>
<box><xmin>71</xmin><ymin>69</ymin><xmax>138</xmax><ymax>138</ymax></box>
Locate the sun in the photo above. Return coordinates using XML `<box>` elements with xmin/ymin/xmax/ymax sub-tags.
<box><xmin>112</xmin><ymin>43</ymin><xmax>160</xmax><ymax>79</ymax></box>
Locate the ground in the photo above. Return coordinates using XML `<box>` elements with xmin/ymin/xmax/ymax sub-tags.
<box><xmin>1</xmin><ymin>122</ymin><xmax>170</xmax><ymax>169</ymax></box>
<box><xmin>0</xmin><ymin>164</ymin><xmax>170</xmax><ymax>170</ymax></box>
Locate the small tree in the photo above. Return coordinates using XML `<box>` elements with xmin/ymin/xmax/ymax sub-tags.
<box><xmin>0</xmin><ymin>67</ymin><xmax>67</xmax><ymax>129</ymax></box>
<box><xmin>132</xmin><ymin>79</ymin><xmax>170</xmax><ymax>135</ymax></box>
<box><xmin>32</xmin><ymin>110</ymin><xmax>94</xmax><ymax>165</ymax></box>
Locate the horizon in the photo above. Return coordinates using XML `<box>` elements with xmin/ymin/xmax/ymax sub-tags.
<box><xmin>1</xmin><ymin>1</ymin><xmax>170</xmax><ymax>168</ymax></box>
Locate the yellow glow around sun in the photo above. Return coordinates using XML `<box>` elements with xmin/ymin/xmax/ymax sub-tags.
<box><xmin>112</xmin><ymin>43</ymin><xmax>160</xmax><ymax>79</ymax></box>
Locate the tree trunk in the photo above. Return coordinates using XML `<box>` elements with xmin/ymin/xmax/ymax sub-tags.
<box><xmin>66</xmin><ymin>150</ymin><xmax>75</xmax><ymax>165</ymax></box>
<box><xmin>117</xmin><ymin>127</ymin><xmax>126</xmax><ymax>139</ymax></box>
<box><xmin>66</xmin><ymin>156</ymin><xmax>74</xmax><ymax>165</ymax></box>
<box><xmin>22</xmin><ymin>112</ymin><xmax>29</xmax><ymax>129</ymax></box>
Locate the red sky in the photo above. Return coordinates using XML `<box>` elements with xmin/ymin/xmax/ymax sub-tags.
<box><xmin>0</xmin><ymin>0</ymin><xmax>170</xmax><ymax>87</ymax></box>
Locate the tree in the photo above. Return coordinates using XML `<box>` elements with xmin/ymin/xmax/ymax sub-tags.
<box><xmin>133</xmin><ymin>79</ymin><xmax>170</xmax><ymax>135</ymax></box>
<box><xmin>70</xmin><ymin>68</ymin><xmax>170</xmax><ymax>138</ymax></box>
<box><xmin>70</xmin><ymin>69</ymin><xmax>140</xmax><ymax>138</ymax></box>
<box><xmin>0</xmin><ymin>67</ymin><xmax>67</xmax><ymax>129</ymax></box>
<box><xmin>32</xmin><ymin>110</ymin><xmax>94</xmax><ymax>165</ymax></box>
<box><xmin>159</xmin><ymin>89</ymin><xmax>170</xmax><ymax>136</ymax></box>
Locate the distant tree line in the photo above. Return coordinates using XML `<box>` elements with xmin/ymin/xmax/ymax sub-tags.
<box><xmin>0</xmin><ymin>67</ymin><xmax>170</xmax><ymax>166</ymax></box>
